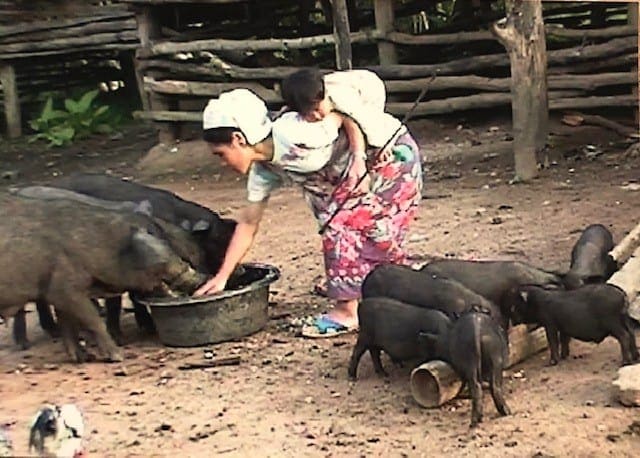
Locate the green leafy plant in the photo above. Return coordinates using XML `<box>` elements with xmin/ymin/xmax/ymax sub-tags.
<box><xmin>29</xmin><ymin>89</ymin><xmax>118</xmax><ymax>147</ymax></box>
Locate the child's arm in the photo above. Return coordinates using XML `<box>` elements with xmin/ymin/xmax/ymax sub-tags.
<box><xmin>326</xmin><ymin>113</ymin><xmax>370</xmax><ymax>193</ymax></box>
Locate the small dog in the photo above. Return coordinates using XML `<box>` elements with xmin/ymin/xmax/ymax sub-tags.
<box><xmin>29</xmin><ymin>404</ymin><xmax>85</xmax><ymax>457</ymax></box>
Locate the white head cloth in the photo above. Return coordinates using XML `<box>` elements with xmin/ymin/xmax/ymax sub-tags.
<box><xmin>202</xmin><ymin>89</ymin><xmax>272</xmax><ymax>144</ymax></box>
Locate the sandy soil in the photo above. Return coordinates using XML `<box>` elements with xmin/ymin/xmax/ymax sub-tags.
<box><xmin>1</xmin><ymin>113</ymin><xmax>639</xmax><ymax>457</ymax></box>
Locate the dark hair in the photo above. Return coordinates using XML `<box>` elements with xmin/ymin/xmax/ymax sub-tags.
<box><xmin>202</xmin><ymin>127</ymin><xmax>241</xmax><ymax>144</ymax></box>
<box><xmin>281</xmin><ymin>68</ymin><xmax>325</xmax><ymax>115</ymax></box>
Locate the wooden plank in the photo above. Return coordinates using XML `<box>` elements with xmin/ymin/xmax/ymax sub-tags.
<box><xmin>146</xmin><ymin>30</ymin><xmax>377</xmax><ymax>56</ymax></box>
<box><xmin>0</xmin><ymin>12</ymin><xmax>134</xmax><ymax>39</ymax></box>
<box><xmin>385</xmin><ymin>72</ymin><xmax>636</xmax><ymax>93</ymax></box>
<box><xmin>331</xmin><ymin>0</ymin><xmax>352</xmax><ymax>70</ymax></box>
<box><xmin>386</xmin><ymin>94</ymin><xmax>637</xmax><ymax>116</ymax></box>
<box><xmin>144</xmin><ymin>24</ymin><xmax>636</xmax><ymax>57</ymax></box>
<box><xmin>139</xmin><ymin>35</ymin><xmax>637</xmax><ymax>81</ymax></box>
<box><xmin>0</xmin><ymin>63</ymin><xmax>21</xmax><ymax>138</ymax></box>
<box><xmin>142</xmin><ymin>74</ymin><xmax>635</xmax><ymax>100</ymax></box>
<box><xmin>0</xmin><ymin>19</ymin><xmax>137</xmax><ymax>45</ymax></box>
<box><xmin>386</xmin><ymin>24</ymin><xmax>635</xmax><ymax>46</ymax></box>
<box><xmin>133</xmin><ymin>110</ymin><xmax>201</xmax><ymax>122</ymax></box>
<box><xmin>134</xmin><ymin>92</ymin><xmax>636</xmax><ymax>122</ymax></box>
<box><xmin>0</xmin><ymin>43</ymin><xmax>139</xmax><ymax>59</ymax></box>
<box><xmin>145</xmin><ymin>79</ymin><xmax>281</xmax><ymax>101</ymax></box>
<box><xmin>549</xmin><ymin>53</ymin><xmax>636</xmax><ymax>75</ymax></box>
<box><xmin>0</xmin><ymin>31</ymin><xmax>139</xmax><ymax>54</ymax></box>
<box><xmin>374</xmin><ymin>0</ymin><xmax>397</xmax><ymax>65</ymax></box>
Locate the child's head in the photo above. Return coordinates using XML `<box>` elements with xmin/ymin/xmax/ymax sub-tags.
<box><xmin>281</xmin><ymin>68</ymin><xmax>333</xmax><ymax>122</ymax></box>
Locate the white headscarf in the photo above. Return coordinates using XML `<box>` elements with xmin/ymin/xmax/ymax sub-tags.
<box><xmin>202</xmin><ymin>89</ymin><xmax>272</xmax><ymax>145</ymax></box>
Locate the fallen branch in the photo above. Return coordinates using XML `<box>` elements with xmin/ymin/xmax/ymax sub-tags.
<box><xmin>178</xmin><ymin>356</ymin><xmax>242</xmax><ymax>370</ymax></box>
<box><xmin>562</xmin><ymin>112</ymin><xmax>637</xmax><ymax>137</ymax></box>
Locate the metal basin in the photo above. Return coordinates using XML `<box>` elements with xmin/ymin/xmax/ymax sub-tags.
<box><xmin>133</xmin><ymin>263</ymin><xmax>280</xmax><ymax>347</ymax></box>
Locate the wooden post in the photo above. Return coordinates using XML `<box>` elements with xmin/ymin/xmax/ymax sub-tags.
<box><xmin>374</xmin><ymin>0</ymin><xmax>398</xmax><ymax>65</ymax></box>
<box><xmin>134</xmin><ymin>5</ymin><xmax>177</xmax><ymax>143</ymax></box>
<box><xmin>491</xmin><ymin>0</ymin><xmax>548</xmax><ymax>181</ymax></box>
<box><xmin>629</xmin><ymin>2</ymin><xmax>639</xmax><ymax>130</ymax></box>
<box><xmin>331</xmin><ymin>0</ymin><xmax>352</xmax><ymax>70</ymax></box>
<box><xmin>0</xmin><ymin>62</ymin><xmax>21</xmax><ymax>138</ymax></box>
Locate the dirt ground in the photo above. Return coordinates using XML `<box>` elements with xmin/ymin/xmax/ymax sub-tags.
<box><xmin>1</xmin><ymin>112</ymin><xmax>639</xmax><ymax>457</ymax></box>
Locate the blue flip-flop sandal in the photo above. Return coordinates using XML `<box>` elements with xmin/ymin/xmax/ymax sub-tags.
<box><xmin>301</xmin><ymin>315</ymin><xmax>357</xmax><ymax>338</ymax></box>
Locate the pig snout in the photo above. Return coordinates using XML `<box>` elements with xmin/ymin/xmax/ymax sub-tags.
<box><xmin>167</xmin><ymin>265</ymin><xmax>208</xmax><ymax>294</ymax></box>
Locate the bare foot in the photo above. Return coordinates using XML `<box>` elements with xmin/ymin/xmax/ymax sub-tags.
<box><xmin>325</xmin><ymin>299</ymin><xmax>359</xmax><ymax>329</ymax></box>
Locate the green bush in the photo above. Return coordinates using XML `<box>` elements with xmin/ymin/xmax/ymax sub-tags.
<box><xmin>29</xmin><ymin>89</ymin><xmax>121</xmax><ymax>147</ymax></box>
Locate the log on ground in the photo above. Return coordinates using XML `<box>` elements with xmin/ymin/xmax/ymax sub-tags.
<box><xmin>608</xmin><ymin>246</ymin><xmax>640</xmax><ymax>322</ymax></box>
<box><xmin>410</xmin><ymin>325</ymin><xmax>547</xmax><ymax>408</ymax></box>
<box><xmin>610</xmin><ymin>223</ymin><xmax>640</xmax><ymax>266</ymax></box>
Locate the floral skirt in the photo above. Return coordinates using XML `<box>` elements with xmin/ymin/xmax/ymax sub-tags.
<box><xmin>319</xmin><ymin>132</ymin><xmax>423</xmax><ymax>300</ymax></box>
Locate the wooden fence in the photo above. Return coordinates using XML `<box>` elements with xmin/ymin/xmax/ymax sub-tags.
<box><xmin>0</xmin><ymin>1</ymin><xmax>140</xmax><ymax>138</ymax></box>
<box><xmin>1</xmin><ymin>1</ymin><xmax>638</xmax><ymax>140</ymax></box>
<box><xmin>121</xmin><ymin>0</ymin><xmax>638</xmax><ymax>142</ymax></box>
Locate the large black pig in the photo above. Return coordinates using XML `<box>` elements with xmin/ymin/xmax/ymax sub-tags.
<box><xmin>361</xmin><ymin>263</ymin><xmax>504</xmax><ymax>328</ymax></box>
<box><xmin>47</xmin><ymin>173</ymin><xmax>236</xmax><ymax>274</ymax></box>
<box><xmin>0</xmin><ymin>196</ymin><xmax>206</xmax><ymax>363</ymax></box>
<box><xmin>11</xmin><ymin>183</ymin><xmax>236</xmax><ymax>346</ymax></box>
<box><xmin>421</xmin><ymin>259</ymin><xmax>563</xmax><ymax>323</ymax></box>
<box><xmin>419</xmin><ymin>308</ymin><xmax>511</xmax><ymax>427</ymax></box>
<box><xmin>564</xmin><ymin>224</ymin><xmax>618</xmax><ymax>290</ymax></box>
<box><xmin>514</xmin><ymin>284</ymin><xmax>638</xmax><ymax>366</ymax></box>
<box><xmin>348</xmin><ymin>297</ymin><xmax>452</xmax><ymax>380</ymax></box>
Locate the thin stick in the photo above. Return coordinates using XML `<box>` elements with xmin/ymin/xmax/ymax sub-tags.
<box><xmin>178</xmin><ymin>356</ymin><xmax>241</xmax><ymax>370</ymax></box>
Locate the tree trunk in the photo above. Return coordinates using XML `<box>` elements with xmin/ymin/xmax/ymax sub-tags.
<box><xmin>491</xmin><ymin>0</ymin><xmax>548</xmax><ymax>181</ymax></box>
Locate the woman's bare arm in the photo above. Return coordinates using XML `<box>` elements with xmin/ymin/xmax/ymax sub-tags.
<box><xmin>194</xmin><ymin>200</ymin><xmax>268</xmax><ymax>296</ymax></box>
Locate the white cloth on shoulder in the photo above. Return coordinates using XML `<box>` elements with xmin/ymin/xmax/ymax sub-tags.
<box><xmin>202</xmin><ymin>88</ymin><xmax>272</xmax><ymax>145</ymax></box>
<box><xmin>324</xmin><ymin>69</ymin><xmax>404</xmax><ymax>148</ymax></box>
<box><xmin>246</xmin><ymin>112</ymin><xmax>340</xmax><ymax>202</ymax></box>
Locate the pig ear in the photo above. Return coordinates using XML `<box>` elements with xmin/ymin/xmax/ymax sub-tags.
<box><xmin>133</xmin><ymin>200</ymin><xmax>153</xmax><ymax>217</ymax></box>
<box><xmin>417</xmin><ymin>331</ymin><xmax>438</xmax><ymax>345</ymax></box>
<box><xmin>191</xmin><ymin>219</ymin><xmax>210</xmax><ymax>233</ymax></box>
<box><xmin>129</xmin><ymin>228</ymin><xmax>171</xmax><ymax>268</ymax></box>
